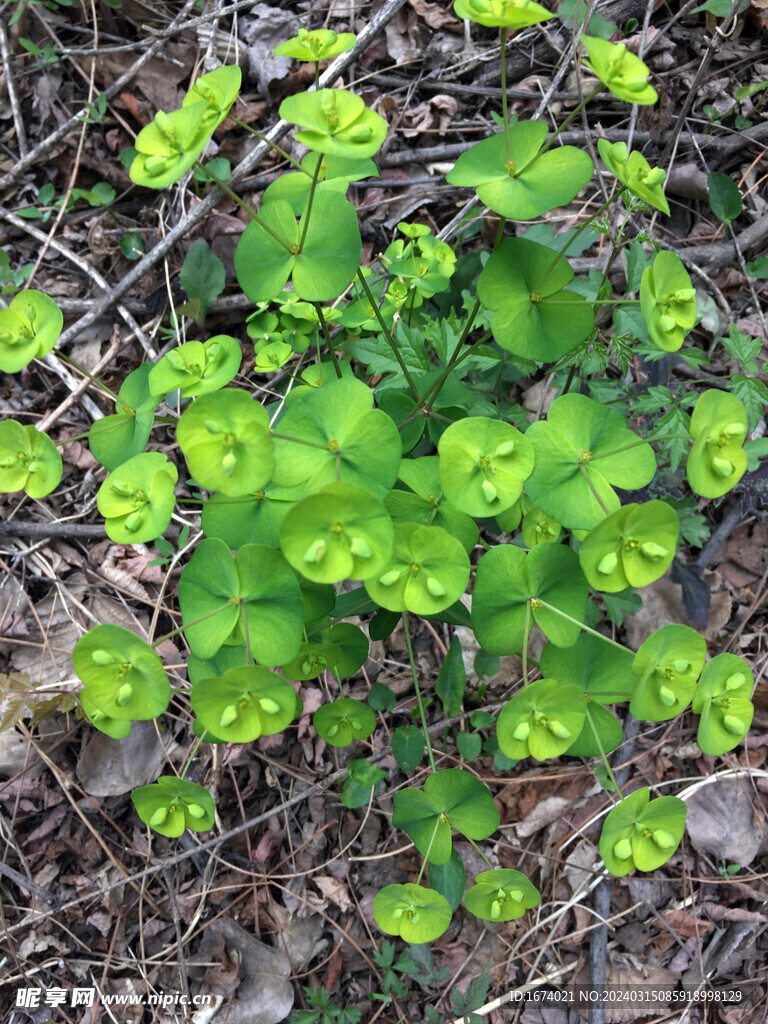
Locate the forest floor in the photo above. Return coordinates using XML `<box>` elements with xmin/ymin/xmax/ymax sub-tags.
<box><xmin>0</xmin><ymin>0</ymin><xmax>767</xmax><ymax>1022</ymax></box>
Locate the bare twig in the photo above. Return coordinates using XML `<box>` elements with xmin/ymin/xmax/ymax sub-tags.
<box><xmin>0</xmin><ymin>23</ymin><xmax>28</xmax><ymax>160</ymax></box>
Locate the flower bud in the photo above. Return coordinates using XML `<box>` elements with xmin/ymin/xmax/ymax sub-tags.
<box><xmin>674</xmin><ymin>288</ymin><xmax>695</xmax><ymax>302</ymax></box>
<box><xmin>512</xmin><ymin>721</ymin><xmax>530</xmax><ymax>742</ymax></box>
<box><xmin>219</xmin><ymin>704</ymin><xmax>239</xmax><ymax>728</ymax></box>
<box><xmin>640</xmin><ymin>542</ymin><xmax>668</xmax><ymax>560</ymax></box>
<box><xmin>186</xmin><ymin>803</ymin><xmax>206</xmax><ymax>819</ymax></box>
<box><xmin>481</xmin><ymin>479</ymin><xmax>497</xmax><ymax>504</ymax></box>
<box><xmin>26</xmin><ymin>460</ymin><xmax>39</xmax><ymax>474</ymax></box>
<box><xmin>490</xmin><ymin>900</ymin><xmax>501</xmax><ymax>920</ymax></box>
<box><xmin>349</xmin><ymin>125</ymin><xmax>373</xmax><ymax>142</ymax></box>
<box><xmin>711</xmin><ymin>456</ymin><xmax>734</xmax><ymax>478</ymax></box>
<box><xmin>507</xmin><ymin>888</ymin><xmax>524</xmax><ymax>903</ymax></box>
<box><xmin>613</xmin><ymin>838</ymin><xmax>633</xmax><ymax>861</ymax></box>
<box><xmin>327</xmin><ymin>723</ymin><xmax>339</xmax><ymax>737</ymax></box>
<box><xmin>643</xmin><ymin>167</ymin><xmax>667</xmax><ymax>186</ymax></box>
<box><xmin>652</xmin><ymin>829</ymin><xmax>675</xmax><ymax>849</ymax></box>
<box><xmin>494</xmin><ymin>440</ymin><xmax>516</xmax><ymax>457</ymax></box>
<box><xmin>597</xmin><ymin>552</ymin><xmax>618</xmax><ymax>575</ymax></box>
<box><xmin>204</xmin><ymin>420</ymin><xmax>222</xmax><ymax>434</ymax></box>
<box><xmin>426</xmin><ymin>576</ymin><xmax>446</xmax><ymax>598</ymax></box>
<box><xmin>378</xmin><ymin>569</ymin><xmax>401</xmax><ymax>587</ymax></box>
<box><xmin>721</xmin><ymin>422</ymin><xmax>746</xmax><ymax>439</ymax></box>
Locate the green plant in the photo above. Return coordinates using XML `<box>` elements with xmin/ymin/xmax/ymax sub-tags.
<box><xmin>3</xmin><ymin>7</ymin><xmax>763</xmax><ymax>967</ymax></box>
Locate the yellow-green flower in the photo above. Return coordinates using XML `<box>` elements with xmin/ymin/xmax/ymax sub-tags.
<box><xmin>598</xmin><ymin>140</ymin><xmax>669</xmax><ymax>215</ymax></box>
<box><xmin>453</xmin><ymin>0</ymin><xmax>553</xmax><ymax>30</ymax></box>
<box><xmin>581</xmin><ymin>35</ymin><xmax>658</xmax><ymax>106</ymax></box>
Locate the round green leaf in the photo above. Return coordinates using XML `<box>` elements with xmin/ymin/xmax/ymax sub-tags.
<box><xmin>182</xmin><ymin>65</ymin><xmax>241</xmax><ymax>133</ymax></box>
<box><xmin>453</xmin><ymin>0</ymin><xmax>553</xmax><ymax>29</ymax></box>
<box><xmin>692</xmin><ymin>653</ymin><xmax>754</xmax><ymax>756</ymax></box>
<box><xmin>96</xmin><ymin>451</ymin><xmax>178</xmax><ymax>543</ymax></box>
<box><xmin>364</xmin><ymin>522</ymin><xmax>470</xmax><ymax>615</ymax></box>
<box><xmin>129</xmin><ymin>102</ymin><xmax>212</xmax><ymax>190</ymax></box>
<box><xmin>437</xmin><ymin>417</ymin><xmax>535</xmax><ymax>517</ymax></box>
<box><xmin>392</xmin><ymin>768</ymin><xmax>499</xmax><ymax>865</ymax></box>
<box><xmin>201</xmin><ymin>481</ymin><xmax>301</xmax><ymax>549</ymax></box>
<box><xmin>446</xmin><ymin>124</ymin><xmax>593</xmax><ymax>220</ymax></box>
<box><xmin>599</xmin><ymin>788</ymin><xmax>686</xmax><ymax>877</ymax></box>
<box><xmin>385</xmin><ymin>490</ymin><xmax>478</xmax><ymax>554</ymax></box>
<box><xmin>478</xmin><ymin>237</ymin><xmax>595</xmax><ymax>362</ymax></box>
<box><xmin>274</xmin><ymin>28</ymin><xmax>356</xmax><ymax>61</ymax></box>
<box><xmin>374</xmin><ymin>883</ymin><xmax>452</xmax><ymax>943</ymax></box>
<box><xmin>0</xmin><ymin>289</ymin><xmax>63</xmax><ymax>373</ymax></box>
<box><xmin>471</xmin><ymin>544</ymin><xmax>588</xmax><ymax>655</ymax></box>
<box><xmin>686</xmin><ymin>389</ymin><xmax>748</xmax><ymax>499</ymax></box>
<box><xmin>313</xmin><ymin>697</ymin><xmax>375</xmax><ymax>746</ymax></box>
<box><xmin>89</xmin><ymin>364</ymin><xmax>160</xmax><ymax>471</ymax></box>
<box><xmin>149</xmin><ymin>335</ymin><xmax>241</xmax><ymax>398</ymax></box>
<box><xmin>325</xmin><ymin>622</ymin><xmax>369</xmax><ymax>676</ymax></box>
<box><xmin>0</xmin><ymin>419</ymin><xmax>62</xmax><ymax>498</ymax></box>
<box><xmin>464</xmin><ymin>868</ymin><xmax>540</xmax><ymax>922</ymax></box>
<box><xmin>272</xmin><ymin>376</ymin><xmax>402</xmax><ymax>499</ymax></box>
<box><xmin>279</xmin><ymin>89</ymin><xmax>387</xmax><ymax>160</ymax></box>
<box><xmin>73</xmin><ymin>623</ymin><xmax>170</xmax><ymax>721</ymax></box>
<box><xmin>539</xmin><ymin>633</ymin><xmax>636</xmax><ymax>704</ymax></box>
<box><xmin>80</xmin><ymin>689</ymin><xmax>132</xmax><ymax>739</ymax></box>
<box><xmin>525</xmin><ymin>393</ymin><xmax>656</xmax><ymax>530</ymax></box>
<box><xmin>497</xmin><ymin>679</ymin><xmax>586</xmax><ymax>760</ymax></box>
<box><xmin>630</xmin><ymin>624</ymin><xmax>706</xmax><ymax>721</ymax></box>
<box><xmin>579</xmin><ymin>501</ymin><xmax>679</xmax><ymax>592</ymax></box>
<box><xmin>191</xmin><ymin>665</ymin><xmax>300</xmax><ymax>742</ymax></box>
<box><xmin>581</xmin><ymin>36</ymin><xmax>658</xmax><ymax>105</ymax></box>
<box><xmin>280</xmin><ymin>482</ymin><xmax>394</xmax><ymax>584</ymax></box>
<box><xmin>597</xmin><ymin>140</ymin><xmax>669</xmax><ymax>215</ymax></box>
<box><xmin>429</xmin><ymin>848</ymin><xmax>467</xmax><ymax>913</ymax></box>
<box><xmin>132</xmin><ymin>777</ymin><xmax>216</xmax><ymax>838</ymax></box>
<box><xmin>176</xmin><ymin>388</ymin><xmax>274</xmax><ymax>497</ymax></box>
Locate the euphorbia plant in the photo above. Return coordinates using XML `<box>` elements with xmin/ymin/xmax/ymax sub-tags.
<box><xmin>3</xmin><ymin>4</ymin><xmax>763</xmax><ymax>956</ymax></box>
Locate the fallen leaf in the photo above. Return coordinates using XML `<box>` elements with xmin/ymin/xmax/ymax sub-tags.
<box><xmin>314</xmin><ymin>875</ymin><xmax>354</xmax><ymax>912</ymax></box>
<box><xmin>76</xmin><ymin>721</ymin><xmax>179</xmax><ymax>797</ymax></box>
<box><xmin>684</xmin><ymin>779</ymin><xmax>767</xmax><ymax>866</ymax></box>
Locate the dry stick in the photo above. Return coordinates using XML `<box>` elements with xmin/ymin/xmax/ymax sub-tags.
<box><xmin>0</xmin><ymin>24</ymin><xmax>28</xmax><ymax>160</ymax></box>
<box><xmin>44</xmin><ymin>0</ymin><xmax>409</xmax><ymax>363</ymax></box>
<box><xmin>0</xmin><ymin>0</ymin><xmax>201</xmax><ymax>193</ymax></box>
<box><xmin>659</xmin><ymin>0</ymin><xmax>745</xmax><ymax>167</ymax></box>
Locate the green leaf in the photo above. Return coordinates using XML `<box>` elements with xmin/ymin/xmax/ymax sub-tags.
<box><xmin>274</xmin><ymin>28</ymin><xmax>357</xmax><ymax>61</ymax></box>
<box><xmin>374</xmin><ymin>884</ymin><xmax>452</xmax><ymax>943</ymax></box>
<box><xmin>0</xmin><ymin>420</ymin><xmax>62</xmax><ymax>499</ymax></box>
<box><xmin>446</xmin><ymin>124</ymin><xmax>593</xmax><ymax>220</ymax></box>
<box><xmin>525</xmin><ymin>393</ymin><xmax>656</xmax><ymax>530</ymax></box>
<box><xmin>392</xmin><ymin>724</ymin><xmax>425</xmax><ymax>773</ymax></box>
<box><xmin>436</xmin><ymin>635</ymin><xmax>467</xmax><ymax>717</ymax></box>
<box><xmin>280</xmin><ymin>482</ymin><xmax>394</xmax><ymax>584</ymax></box>
<box><xmin>119</xmin><ymin>232</ymin><xmax>144</xmax><ymax>260</ymax></box>
<box><xmin>272</xmin><ymin>376</ymin><xmax>401</xmax><ymax>499</ymax></box>
<box><xmin>428</xmin><ymin>849</ymin><xmax>466</xmax><ymax>912</ymax></box>
<box><xmin>478</xmin><ymin>238</ymin><xmax>595</xmax><ymax>362</ymax></box>
<box><xmin>178</xmin><ymin>241</ymin><xmax>226</xmax><ymax>323</ymax></box>
<box><xmin>457</xmin><ymin>731</ymin><xmax>482</xmax><ymax>761</ymax></box>
<box><xmin>132</xmin><ymin>777</ymin><xmax>215</xmax><ymax>837</ymax></box>
<box><xmin>692</xmin><ymin>653</ymin><xmax>754</xmax><ymax>755</ymax></box>
<box><xmin>313</xmin><ymin>697</ymin><xmax>375</xmax><ymax>746</ymax></box>
<box><xmin>201</xmin><ymin>481</ymin><xmax>300</xmax><ymax>549</ymax></box>
<box><xmin>691</xmin><ymin>0</ymin><xmax>749</xmax><ymax>15</ymax></box>
<box><xmin>191</xmin><ymin>665</ymin><xmax>299</xmax><ymax>742</ymax></box>
<box><xmin>471</xmin><ymin>544</ymin><xmax>589</xmax><ymax>655</ymax></box>
<box><xmin>497</xmin><ymin>679</ymin><xmax>586</xmax><ymax>760</ymax></box>
<box><xmin>392</xmin><ymin>768</ymin><xmax>499</xmax><ymax>865</ymax></box>
<box><xmin>96</xmin><ymin>451</ymin><xmax>178</xmax><ymax>543</ymax></box>
<box><xmin>640</xmin><ymin>251</ymin><xmax>696</xmax><ymax>353</ymax></box>
<box><xmin>178</xmin><ymin>539</ymin><xmax>303</xmax><ymax>663</ymax></box>
<box><xmin>73</xmin><ymin>624</ymin><xmax>170</xmax><ymax>721</ymax></box>
<box><xmin>453</xmin><ymin>0</ymin><xmax>553</xmax><ymax>29</ymax></box>
<box><xmin>686</xmin><ymin>388</ymin><xmax>748</xmax><ymax>497</ymax></box>
<box><xmin>599</xmin><ymin>787</ymin><xmax>686</xmax><ymax>876</ymax></box>
<box><xmin>539</xmin><ymin>633</ymin><xmax>635</xmax><ymax>704</ymax></box>
<box><xmin>708</xmin><ymin>171</ymin><xmax>742</xmax><ymax>225</ymax></box>
<box><xmin>365</xmin><ymin>523</ymin><xmax>471</xmax><ymax>616</ymax></box>
<box><xmin>437</xmin><ymin>416</ymin><xmax>535</xmax><ymax>517</ymax></box>
<box><xmin>385</xmin><ymin>490</ymin><xmax>478</xmax><ymax>555</ymax></box>
<box><xmin>630</xmin><ymin>624</ymin><xmax>706</xmax><ymax>721</ymax></box>
<box><xmin>721</xmin><ymin>324</ymin><xmax>761</xmax><ymax>371</ymax></box>
<box><xmin>368</xmin><ymin>682</ymin><xmax>396</xmax><ymax>712</ymax></box>
<box><xmin>744</xmin><ymin>255</ymin><xmax>768</xmax><ymax>279</ymax></box>
<box><xmin>150</xmin><ymin>335</ymin><xmax>242</xmax><ymax>399</ymax></box>
<box><xmin>464</xmin><ymin>868</ymin><xmax>540</xmax><ymax>921</ymax></box>
<box><xmin>580</xmin><ymin>35</ymin><xmax>657</xmax><ymax>105</ymax></box>
<box><xmin>730</xmin><ymin>374</ymin><xmax>768</xmax><ymax>432</ymax></box>
<box><xmin>279</xmin><ymin>89</ymin><xmax>388</xmax><ymax>160</ymax></box>
<box><xmin>89</xmin><ymin>363</ymin><xmax>160</xmax><ymax>471</ymax></box>
<box><xmin>0</xmin><ymin>289</ymin><xmax>63</xmax><ymax>373</ymax></box>
<box><xmin>176</xmin><ymin>388</ymin><xmax>274</xmax><ymax>497</ymax></box>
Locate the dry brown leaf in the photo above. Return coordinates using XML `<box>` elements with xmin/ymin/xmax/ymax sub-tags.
<box><xmin>685</xmin><ymin>779</ymin><xmax>767</xmax><ymax>866</ymax></box>
<box><xmin>314</xmin><ymin>876</ymin><xmax>354</xmax><ymax>912</ymax></box>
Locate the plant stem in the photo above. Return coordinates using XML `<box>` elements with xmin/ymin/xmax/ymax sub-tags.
<box><xmin>415</xmin><ymin>816</ymin><xmax>442</xmax><ymax>885</ymax></box>
<box><xmin>270</xmin><ymin>431</ymin><xmax>330</xmax><ymax>450</ymax></box>
<box><xmin>499</xmin><ymin>27</ymin><xmax>512</xmax><ymax>165</ymax></box>
<box><xmin>533</xmin><ymin>188</ymin><xmax>623</xmax><ymax>293</ymax></box>
<box><xmin>240</xmin><ymin>599</ymin><xmax>251</xmax><ymax>663</ymax></box>
<box><xmin>298</xmin><ymin>152</ymin><xmax>324</xmax><ymax>251</ymax></box>
<box><xmin>356</xmin><ymin>271</ymin><xmax>420</xmax><ymax>398</ymax></box>
<box><xmin>588</xmin><ymin>432</ymin><xmax>692</xmax><ymax>462</ymax></box>
<box><xmin>151</xmin><ymin>600</ymin><xmax>235</xmax><ymax>646</ymax></box>
<box><xmin>578</xmin><ymin>463</ymin><xmax>611</xmax><ymax>515</ymax></box>
<box><xmin>462</xmin><ymin>833</ymin><xmax>495</xmax><ymax>869</ymax></box>
<box><xmin>519</xmin><ymin>84</ymin><xmax>603</xmax><ymax>173</ymax></box>
<box><xmin>402</xmin><ymin>612</ymin><xmax>437</xmax><ymax>774</ymax></box>
<box><xmin>227</xmin><ymin>116</ymin><xmax>306</xmax><ymax>171</ymax></box>
<box><xmin>584</xmin><ymin>704</ymin><xmax>621</xmax><ymax>799</ymax></box>
<box><xmin>52</xmin><ymin>349</ymin><xmax>120</xmax><ymax>403</ymax></box>
<box><xmin>195</xmin><ymin>162</ymin><xmax>294</xmax><ymax>253</ymax></box>
<box><xmin>522</xmin><ymin>600</ymin><xmax>531</xmax><ymax>686</ymax></box>
<box><xmin>179</xmin><ymin>734</ymin><xmax>204</xmax><ymax>780</ymax></box>
<box><xmin>312</xmin><ymin>301</ymin><xmax>343</xmax><ymax>379</ymax></box>
<box><xmin>534</xmin><ymin>599</ymin><xmax>629</xmax><ymax>653</ymax></box>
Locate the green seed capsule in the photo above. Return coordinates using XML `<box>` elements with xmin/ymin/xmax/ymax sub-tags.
<box><xmin>722</xmin><ymin>714</ymin><xmax>745</xmax><ymax>736</ymax></box>
<box><xmin>426</xmin><ymin>577</ymin><xmax>446</xmax><ymax>598</ymax></box>
<box><xmin>512</xmin><ymin>721</ymin><xmax>530</xmax><ymax>742</ymax></box>
<box><xmin>549</xmin><ymin>720</ymin><xmax>572</xmax><ymax>740</ymax></box>
<box><xmin>91</xmin><ymin>649</ymin><xmax>115</xmax><ymax>666</ymax></box>
<box><xmin>597</xmin><ymin>552</ymin><xmax>618</xmax><ymax>575</ymax></box>
<box><xmin>349</xmin><ymin>536</ymin><xmax>373</xmax><ymax>559</ymax></box>
<box><xmin>186</xmin><ymin>803</ymin><xmax>206</xmax><ymax>819</ymax></box>
<box><xmin>725</xmin><ymin>672</ymin><xmax>746</xmax><ymax>690</ymax></box>
<box><xmin>613</xmin><ymin>838</ymin><xmax>633</xmax><ymax>861</ymax></box>
<box><xmin>640</xmin><ymin>542</ymin><xmax>669</xmax><ymax>560</ymax></box>
<box><xmin>481</xmin><ymin>479</ymin><xmax>498</xmax><ymax>504</ymax></box>
<box><xmin>652</xmin><ymin>829</ymin><xmax>675</xmax><ymax>849</ymax></box>
<box><xmin>494</xmin><ymin>440</ymin><xmax>516</xmax><ymax>457</ymax></box>
<box><xmin>378</xmin><ymin>570</ymin><xmax>401</xmax><ymax>587</ymax></box>
<box><xmin>221</xmin><ymin>452</ymin><xmax>237</xmax><ymax>476</ymax></box>
<box><xmin>258</xmin><ymin>698</ymin><xmax>280</xmax><ymax>714</ymax></box>
<box><xmin>659</xmin><ymin>685</ymin><xmax>676</xmax><ymax>706</ymax></box>
<box><xmin>219</xmin><ymin>704</ymin><xmax>239</xmax><ymax>728</ymax></box>
<box><xmin>149</xmin><ymin>806</ymin><xmax>168</xmax><ymax>827</ymax></box>
<box><xmin>409</xmin><ymin>911</ymin><xmax>419</xmax><ymax>925</ymax></box>
<box><xmin>303</xmin><ymin>540</ymin><xmax>326</xmax><ymax>564</ymax></box>
<box><xmin>116</xmin><ymin>683</ymin><xmax>133</xmax><ymax>706</ymax></box>
<box><xmin>711</xmin><ymin>456</ymin><xmax>734</xmax><ymax>478</ymax></box>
